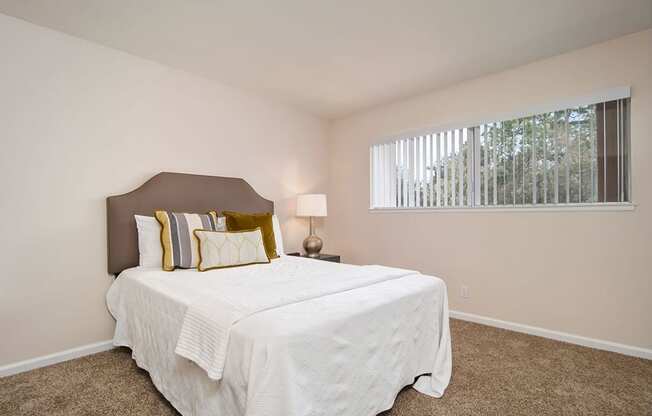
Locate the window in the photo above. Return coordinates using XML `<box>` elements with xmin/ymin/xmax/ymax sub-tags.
<box><xmin>370</xmin><ymin>92</ymin><xmax>631</xmax><ymax>210</ymax></box>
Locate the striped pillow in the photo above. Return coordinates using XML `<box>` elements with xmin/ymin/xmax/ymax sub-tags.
<box><xmin>154</xmin><ymin>211</ymin><xmax>224</xmax><ymax>271</ymax></box>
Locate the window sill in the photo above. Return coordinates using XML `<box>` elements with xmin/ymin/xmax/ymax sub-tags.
<box><xmin>369</xmin><ymin>202</ymin><xmax>636</xmax><ymax>214</ymax></box>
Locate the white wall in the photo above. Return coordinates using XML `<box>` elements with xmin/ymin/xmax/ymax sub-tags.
<box><xmin>0</xmin><ymin>14</ymin><xmax>329</xmax><ymax>365</ymax></box>
<box><xmin>328</xmin><ymin>30</ymin><xmax>652</xmax><ymax>349</ymax></box>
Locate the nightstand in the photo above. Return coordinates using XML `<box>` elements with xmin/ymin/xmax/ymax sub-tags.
<box><xmin>286</xmin><ymin>252</ymin><xmax>341</xmax><ymax>263</ymax></box>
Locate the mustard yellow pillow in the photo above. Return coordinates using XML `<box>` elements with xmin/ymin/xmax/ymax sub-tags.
<box><xmin>221</xmin><ymin>211</ymin><xmax>278</xmax><ymax>259</ymax></box>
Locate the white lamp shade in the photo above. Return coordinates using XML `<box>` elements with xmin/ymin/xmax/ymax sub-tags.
<box><xmin>296</xmin><ymin>194</ymin><xmax>327</xmax><ymax>217</ymax></box>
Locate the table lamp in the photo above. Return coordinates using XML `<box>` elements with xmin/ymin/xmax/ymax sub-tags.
<box><xmin>296</xmin><ymin>194</ymin><xmax>327</xmax><ymax>258</ymax></box>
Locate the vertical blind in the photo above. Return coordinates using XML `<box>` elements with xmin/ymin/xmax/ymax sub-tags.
<box><xmin>370</xmin><ymin>97</ymin><xmax>630</xmax><ymax>209</ymax></box>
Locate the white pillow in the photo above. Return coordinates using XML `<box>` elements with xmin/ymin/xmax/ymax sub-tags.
<box><xmin>272</xmin><ymin>214</ymin><xmax>285</xmax><ymax>255</ymax></box>
<box><xmin>135</xmin><ymin>215</ymin><xmax>163</xmax><ymax>268</ymax></box>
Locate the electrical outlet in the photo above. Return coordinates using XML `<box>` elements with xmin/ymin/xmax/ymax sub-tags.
<box><xmin>460</xmin><ymin>285</ymin><xmax>470</xmax><ymax>299</ymax></box>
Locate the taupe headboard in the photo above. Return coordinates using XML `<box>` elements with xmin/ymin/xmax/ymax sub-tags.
<box><xmin>106</xmin><ymin>172</ymin><xmax>273</xmax><ymax>275</ymax></box>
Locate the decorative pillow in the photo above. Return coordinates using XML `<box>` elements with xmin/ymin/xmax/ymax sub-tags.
<box><xmin>135</xmin><ymin>215</ymin><xmax>163</xmax><ymax>268</ymax></box>
<box><xmin>208</xmin><ymin>211</ymin><xmax>227</xmax><ymax>232</ymax></box>
<box><xmin>194</xmin><ymin>228</ymin><xmax>270</xmax><ymax>271</ymax></box>
<box><xmin>221</xmin><ymin>211</ymin><xmax>278</xmax><ymax>259</ymax></box>
<box><xmin>155</xmin><ymin>211</ymin><xmax>221</xmax><ymax>271</ymax></box>
<box><xmin>271</xmin><ymin>214</ymin><xmax>284</xmax><ymax>256</ymax></box>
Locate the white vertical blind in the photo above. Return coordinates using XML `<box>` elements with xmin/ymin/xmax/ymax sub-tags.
<box><xmin>443</xmin><ymin>133</ymin><xmax>447</xmax><ymax>206</ymax></box>
<box><xmin>427</xmin><ymin>134</ymin><xmax>433</xmax><ymax>207</ymax></box>
<box><xmin>472</xmin><ymin>127</ymin><xmax>481</xmax><ymax>206</ymax></box>
<box><xmin>435</xmin><ymin>133</ymin><xmax>441</xmax><ymax>207</ymax></box>
<box><xmin>370</xmin><ymin>97</ymin><xmax>630</xmax><ymax>209</ymax></box>
<box><xmin>450</xmin><ymin>131</ymin><xmax>456</xmax><ymax>206</ymax></box>
<box><xmin>457</xmin><ymin>130</ymin><xmax>463</xmax><ymax>206</ymax></box>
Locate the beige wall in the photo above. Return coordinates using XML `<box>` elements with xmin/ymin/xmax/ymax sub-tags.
<box><xmin>0</xmin><ymin>14</ymin><xmax>329</xmax><ymax>366</ymax></box>
<box><xmin>328</xmin><ymin>30</ymin><xmax>652</xmax><ymax>349</ymax></box>
<box><xmin>1</xmin><ymin>14</ymin><xmax>649</xmax><ymax>368</ymax></box>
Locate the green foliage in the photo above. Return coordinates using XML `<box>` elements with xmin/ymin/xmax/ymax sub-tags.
<box><xmin>397</xmin><ymin>105</ymin><xmax>600</xmax><ymax>207</ymax></box>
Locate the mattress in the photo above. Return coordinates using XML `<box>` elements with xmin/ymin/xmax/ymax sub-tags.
<box><xmin>106</xmin><ymin>255</ymin><xmax>451</xmax><ymax>416</ymax></box>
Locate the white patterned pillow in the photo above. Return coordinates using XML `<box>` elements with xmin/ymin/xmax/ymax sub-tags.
<box><xmin>194</xmin><ymin>228</ymin><xmax>270</xmax><ymax>271</ymax></box>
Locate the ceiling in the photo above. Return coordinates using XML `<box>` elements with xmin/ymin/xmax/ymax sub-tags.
<box><xmin>1</xmin><ymin>0</ymin><xmax>651</xmax><ymax>119</ymax></box>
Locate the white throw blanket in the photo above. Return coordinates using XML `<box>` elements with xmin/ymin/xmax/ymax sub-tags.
<box><xmin>174</xmin><ymin>260</ymin><xmax>415</xmax><ymax>380</ymax></box>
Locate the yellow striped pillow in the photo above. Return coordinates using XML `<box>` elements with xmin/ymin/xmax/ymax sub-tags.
<box><xmin>155</xmin><ymin>211</ymin><xmax>224</xmax><ymax>271</ymax></box>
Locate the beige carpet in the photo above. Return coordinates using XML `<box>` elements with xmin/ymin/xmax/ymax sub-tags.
<box><xmin>1</xmin><ymin>319</ymin><xmax>651</xmax><ymax>416</ymax></box>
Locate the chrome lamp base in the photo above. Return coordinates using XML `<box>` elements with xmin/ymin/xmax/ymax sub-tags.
<box><xmin>303</xmin><ymin>216</ymin><xmax>323</xmax><ymax>258</ymax></box>
<box><xmin>303</xmin><ymin>234</ymin><xmax>323</xmax><ymax>258</ymax></box>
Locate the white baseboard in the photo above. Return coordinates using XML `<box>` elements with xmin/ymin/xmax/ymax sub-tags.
<box><xmin>450</xmin><ymin>310</ymin><xmax>652</xmax><ymax>360</ymax></box>
<box><xmin>0</xmin><ymin>340</ymin><xmax>114</xmax><ymax>378</ymax></box>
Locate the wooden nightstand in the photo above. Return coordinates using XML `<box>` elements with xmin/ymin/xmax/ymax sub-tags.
<box><xmin>286</xmin><ymin>252</ymin><xmax>341</xmax><ymax>263</ymax></box>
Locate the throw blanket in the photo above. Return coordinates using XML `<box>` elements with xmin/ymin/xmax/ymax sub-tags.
<box><xmin>174</xmin><ymin>260</ymin><xmax>415</xmax><ymax>380</ymax></box>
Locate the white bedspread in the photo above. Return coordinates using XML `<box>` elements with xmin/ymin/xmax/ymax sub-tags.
<box><xmin>175</xmin><ymin>260</ymin><xmax>415</xmax><ymax>380</ymax></box>
<box><xmin>107</xmin><ymin>256</ymin><xmax>451</xmax><ymax>416</ymax></box>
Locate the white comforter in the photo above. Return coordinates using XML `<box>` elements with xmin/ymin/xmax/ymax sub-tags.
<box><xmin>107</xmin><ymin>256</ymin><xmax>451</xmax><ymax>416</ymax></box>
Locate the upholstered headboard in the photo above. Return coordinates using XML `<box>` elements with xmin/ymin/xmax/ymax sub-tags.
<box><xmin>106</xmin><ymin>172</ymin><xmax>273</xmax><ymax>275</ymax></box>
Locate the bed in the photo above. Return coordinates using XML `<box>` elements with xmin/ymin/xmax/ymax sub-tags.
<box><xmin>105</xmin><ymin>172</ymin><xmax>451</xmax><ymax>416</ymax></box>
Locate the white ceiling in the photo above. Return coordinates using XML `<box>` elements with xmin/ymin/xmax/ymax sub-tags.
<box><xmin>1</xmin><ymin>0</ymin><xmax>651</xmax><ymax>119</ymax></box>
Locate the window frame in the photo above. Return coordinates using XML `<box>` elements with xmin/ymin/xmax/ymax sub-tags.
<box><xmin>369</xmin><ymin>87</ymin><xmax>635</xmax><ymax>213</ymax></box>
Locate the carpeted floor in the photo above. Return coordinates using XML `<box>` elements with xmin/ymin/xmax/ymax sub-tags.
<box><xmin>1</xmin><ymin>319</ymin><xmax>651</xmax><ymax>416</ymax></box>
